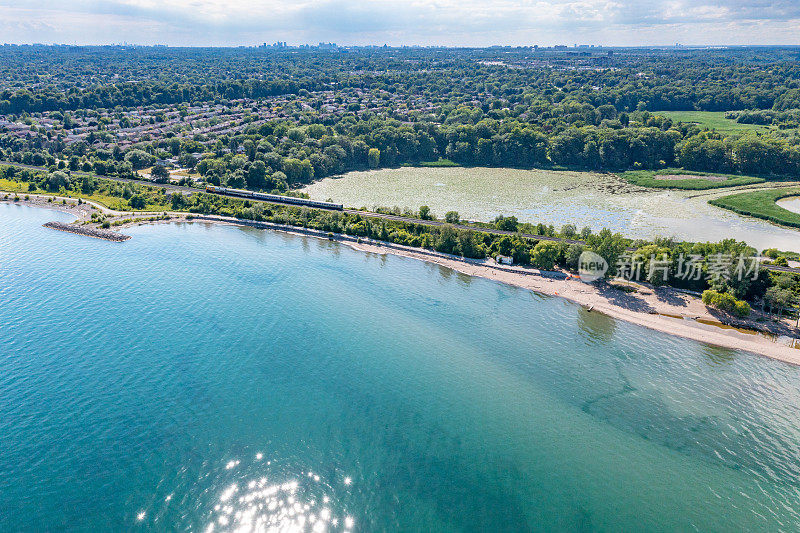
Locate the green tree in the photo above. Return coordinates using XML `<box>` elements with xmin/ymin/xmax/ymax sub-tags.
<box><xmin>445</xmin><ymin>211</ymin><xmax>460</xmax><ymax>224</ymax></box>
<box><xmin>765</xmin><ymin>286</ymin><xmax>795</xmax><ymax>316</ymax></box>
<box><xmin>270</xmin><ymin>171</ymin><xmax>288</xmax><ymax>191</ymax></box>
<box><xmin>530</xmin><ymin>241</ymin><xmax>560</xmax><ymax>270</ymax></box>
<box><xmin>435</xmin><ymin>226</ymin><xmax>460</xmax><ymax>255</ymax></box>
<box><xmin>368</xmin><ymin>148</ymin><xmax>380</xmax><ymax>168</ymax></box>
<box><xmin>495</xmin><ymin>235</ymin><xmax>513</xmax><ymax>256</ymax></box>
<box><xmin>287</xmin><ymin>128</ymin><xmax>306</xmax><ymax>142</ymax></box>
<box><xmin>129</xmin><ymin>194</ymin><xmax>146</xmax><ymax>210</ymax></box>
<box><xmin>457</xmin><ymin>229</ymin><xmax>483</xmax><ymax>258</ymax></box>
<box><xmin>565</xmin><ymin>244</ymin><xmax>585</xmax><ymax>270</ymax></box>
<box><xmin>495</xmin><ymin>215</ymin><xmax>518</xmax><ymax>232</ymax></box>
<box><xmin>227</xmin><ymin>169</ymin><xmax>246</xmax><ymax>188</ymax></box>
<box><xmin>702</xmin><ymin>289</ymin><xmax>751</xmax><ymax>318</ymax></box>
<box><xmin>170</xmin><ymin>192</ymin><xmax>186</xmax><ymax>210</ymax></box>
<box><xmin>46</xmin><ymin>171</ymin><xmax>69</xmax><ymax>191</ymax></box>
<box><xmin>282</xmin><ymin>158</ymin><xmax>314</xmax><ymax>183</ymax></box>
<box><xmin>589</xmin><ymin>229</ymin><xmax>627</xmax><ymax>277</ymax></box>
<box><xmin>80</xmin><ymin>176</ymin><xmax>98</xmax><ymax>194</ymax></box>
<box><xmin>634</xmin><ymin>245</ymin><xmax>672</xmax><ymax>286</ymax></box>
<box><xmin>150</xmin><ymin>164</ymin><xmax>170</xmax><ymax>183</ymax></box>
<box><xmin>247</xmin><ymin>160</ymin><xmax>267</xmax><ymax>189</ymax></box>
<box><xmin>124</xmin><ymin>149</ymin><xmax>155</xmax><ymax>170</ymax></box>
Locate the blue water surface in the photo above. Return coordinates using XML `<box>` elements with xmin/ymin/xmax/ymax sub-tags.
<box><xmin>2</xmin><ymin>203</ymin><xmax>800</xmax><ymax>532</ymax></box>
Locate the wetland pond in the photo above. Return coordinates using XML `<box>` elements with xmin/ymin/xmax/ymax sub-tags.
<box><xmin>777</xmin><ymin>196</ymin><xmax>800</xmax><ymax>216</ymax></box>
<box><xmin>301</xmin><ymin>167</ymin><xmax>800</xmax><ymax>252</ymax></box>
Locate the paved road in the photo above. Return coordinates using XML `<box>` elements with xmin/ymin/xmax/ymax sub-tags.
<box><xmin>3</xmin><ymin>160</ymin><xmax>798</xmax><ymax>275</ymax></box>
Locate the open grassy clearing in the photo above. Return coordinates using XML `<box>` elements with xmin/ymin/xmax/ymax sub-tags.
<box><xmin>0</xmin><ymin>178</ymin><xmax>26</xmax><ymax>192</ymax></box>
<box><xmin>400</xmin><ymin>158</ymin><xmax>461</xmax><ymax>168</ymax></box>
<box><xmin>709</xmin><ymin>187</ymin><xmax>800</xmax><ymax>228</ymax></box>
<box><xmin>654</xmin><ymin>111</ymin><xmax>773</xmax><ymax>133</ymax></box>
<box><xmin>0</xmin><ymin>179</ymin><xmax>170</xmax><ymax>211</ymax></box>
<box><xmin>621</xmin><ymin>169</ymin><xmax>765</xmax><ymax>190</ymax></box>
<box><xmin>417</xmin><ymin>158</ymin><xmax>460</xmax><ymax>167</ymax></box>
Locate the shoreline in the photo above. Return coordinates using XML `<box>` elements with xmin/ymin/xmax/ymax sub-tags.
<box><xmin>344</xmin><ymin>237</ymin><xmax>800</xmax><ymax>365</ymax></box>
<box><xmin>157</xmin><ymin>213</ymin><xmax>800</xmax><ymax>365</ymax></box>
<box><xmin>5</xmin><ymin>198</ymin><xmax>800</xmax><ymax>365</ymax></box>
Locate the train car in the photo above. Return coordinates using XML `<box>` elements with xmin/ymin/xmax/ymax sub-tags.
<box><xmin>205</xmin><ymin>185</ymin><xmax>252</xmax><ymax>199</ymax></box>
<box><xmin>206</xmin><ymin>186</ymin><xmax>343</xmax><ymax>211</ymax></box>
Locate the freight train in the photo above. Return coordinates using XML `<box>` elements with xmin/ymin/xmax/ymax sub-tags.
<box><xmin>206</xmin><ymin>186</ymin><xmax>344</xmax><ymax>211</ymax></box>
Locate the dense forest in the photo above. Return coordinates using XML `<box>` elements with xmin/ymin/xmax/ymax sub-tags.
<box><xmin>1</xmin><ymin>45</ymin><xmax>800</xmax><ymax>190</ymax></box>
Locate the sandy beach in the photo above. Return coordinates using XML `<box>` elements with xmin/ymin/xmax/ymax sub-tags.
<box><xmin>5</xmin><ymin>195</ymin><xmax>800</xmax><ymax>365</ymax></box>
<box><xmin>341</xmin><ymin>238</ymin><xmax>800</xmax><ymax>365</ymax></box>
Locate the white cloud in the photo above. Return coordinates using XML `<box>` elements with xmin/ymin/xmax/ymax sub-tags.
<box><xmin>0</xmin><ymin>0</ymin><xmax>798</xmax><ymax>45</ymax></box>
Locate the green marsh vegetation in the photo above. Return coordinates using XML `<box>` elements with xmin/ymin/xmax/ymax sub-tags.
<box><xmin>710</xmin><ymin>187</ymin><xmax>800</xmax><ymax>229</ymax></box>
<box><xmin>621</xmin><ymin>169</ymin><xmax>765</xmax><ymax>190</ymax></box>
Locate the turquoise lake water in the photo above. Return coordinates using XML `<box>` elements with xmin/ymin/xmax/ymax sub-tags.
<box><xmin>2</xmin><ymin>203</ymin><xmax>800</xmax><ymax>532</ymax></box>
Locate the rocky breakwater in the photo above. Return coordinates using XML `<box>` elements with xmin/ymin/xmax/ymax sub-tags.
<box><xmin>43</xmin><ymin>221</ymin><xmax>130</xmax><ymax>242</ymax></box>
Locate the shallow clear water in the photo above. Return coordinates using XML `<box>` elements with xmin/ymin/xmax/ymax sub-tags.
<box><xmin>778</xmin><ymin>196</ymin><xmax>800</xmax><ymax>215</ymax></box>
<box><xmin>3</xmin><ymin>203</ymin><xmax>800</xmax><ymax>532</ymax></box>
<box><xmin>302</xmin><ymin>168</ymin><xmax>800</xmax><ymax>252</ymax></box>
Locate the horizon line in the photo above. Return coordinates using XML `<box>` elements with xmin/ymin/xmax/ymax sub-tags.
<box><xmin>4</xmin><ymin>43</ymin><xmax>800</xmax><ymax>49</ymax></box>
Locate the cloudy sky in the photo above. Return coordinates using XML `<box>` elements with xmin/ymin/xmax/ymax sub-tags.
<box><xmin>2</xmin><ymin>0</ymin><xmax>799</xmax><ymax>47</ymax></box>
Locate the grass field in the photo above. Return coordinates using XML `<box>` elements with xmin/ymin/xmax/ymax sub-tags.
<box><xmin>709</xmin><ymin>187</ymin><xmax>800</xmax><ymax>228</ymax></box>
<box><xmin>0</xmin><ymin>178</ymin><xmax>26</xmax><ymax>192</ymax></box>
<box><xmin>654</xmin><ymin>111</ymin><xmax>772</xmax><ymax>133</ymax></box>
<box><xmin>410</xmin><ymin>159</ymin><xmax>460</xmax><ymax>168</ymax></box>
<box><xmin>0</xmin><ymin>179</ymin><xmax>170</xmax><ymax>212</ymax></box>
<box><xmin>621</xmin><ymin>169</ymin><xmax>765</xmax><ymax>190</ymax></box>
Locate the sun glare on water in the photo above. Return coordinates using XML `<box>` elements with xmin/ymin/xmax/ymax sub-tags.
<box><xmin>205</xmin><ymin>476</ymin><xmax>354</xmax><ymax>533</ymax></box>
<box><xmin>137</xmin><ymin>453</ymin><xmax>357</xmax><ymax>532</ymax></box>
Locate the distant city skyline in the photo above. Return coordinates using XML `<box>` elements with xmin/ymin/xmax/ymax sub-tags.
<box><xmin>2</xmin><ymin>0</ymin><xmax>799</xmax><ymax>47</ymax></box>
